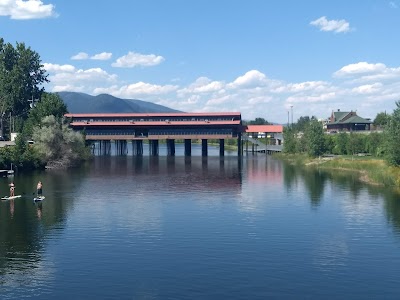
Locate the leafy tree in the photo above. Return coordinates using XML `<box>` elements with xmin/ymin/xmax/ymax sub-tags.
<box><xmin>296</xmin><ymin>131</ymin><xmax>307</xmax><ymax>153</ymax></box>
<box><xmin>305</xmin><ymin>119</ymin><xmax>325</xmax><ymax>157</ymax></box>
<box><xmin>366</xmin><ymin>132</ymin><xmax>384</xmax><ymax>156</ymax></box>
<box><xmin>294</xmin><ymin>116</ymin><xmax>317</xmax><ymax>132</ymax></box>
<box><xmin>385</xmin><ymin>102</ymin><xmax>400</xmax><ymax>165</ymax></box>
<box><xmin>0</xmin><ymin>38</ymin><xmax>48</xmax><ymax>136</ymax></box>
<box><xmin>32</xmin><ymin>115</ymin><xmax>89</xmax><ymax>167</ymax></box>
<box><xmin>324</xmin><ymin>134</ymin><xmax>335</xmax><ymax>154</ymax></box>
<box><xmin>334</xmin><ymin>132</ymin><xmax>349</xmax><ymax>155</ymax></box>
<box><xmin>283</xmin><ymin>127</ymin><xmax>297</xmax><ymax>154</ymax></box>
<box><xmin>246</xmin><ymin>117</ymin><xmax>270</xmax><ymax>125</ymax></box>
<box><xmin>346</xmin><ymin>133</ymin><xmax>365</xmax><ymax>155</ymax></box>
<box><xmin>373</xmin><ymin>112</ymin><xmax>390</xmax><ymax>128</ymax></box>
<box><xmin>23</xmin><ymin>92</ymin><xmax>68</xmax><ymax>138</ymax></box>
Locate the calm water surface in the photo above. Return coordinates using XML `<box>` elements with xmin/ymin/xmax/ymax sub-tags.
<box><xmin>1</xmin><ymin>145</ymin><xmax>400</xmax><ymax>299</ymax></box>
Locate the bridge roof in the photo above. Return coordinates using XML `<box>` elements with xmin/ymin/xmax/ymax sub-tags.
<box><xmin>65</xmin><ymin>112</ymin><xmax>241</xmax><ymax>118</ymax></box>
<box><xmin>245</xmin><ymin>125</ymin><xmax>283</xmax><ymax>133</ymax></box>
<box><xmin>71</xmin><ymin>120</ymin><xmax>241</xmax><ymax>126</ymax></box>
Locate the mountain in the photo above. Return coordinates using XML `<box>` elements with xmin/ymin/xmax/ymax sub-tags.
<box><xmin>58</xmin><ymin>92</ymin><xmax>181</xmax><ymax>114</ymax></box>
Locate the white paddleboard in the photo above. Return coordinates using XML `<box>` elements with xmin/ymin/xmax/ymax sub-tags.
<box><xmin>1</xmin><ymin>195</ymin><xmax>22</xmax><ymax>200</ymax></box>
<box><xmin>34</xmin><ymin>196</ymin><xmax>45</xmax><ymax>201</ymax></box>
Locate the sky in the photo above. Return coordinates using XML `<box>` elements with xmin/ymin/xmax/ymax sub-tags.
<box><xmin>1</xmin><ymin>0</ymin><xmax>400</xmax><ymax>123</ymax></box>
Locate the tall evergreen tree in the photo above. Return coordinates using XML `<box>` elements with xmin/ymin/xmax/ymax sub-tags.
<box><xmin>0</xmin><ymin>38</ymin><xmax>48</xmax><ymax>136</ymax></box>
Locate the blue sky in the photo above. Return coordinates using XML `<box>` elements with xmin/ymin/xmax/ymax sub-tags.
<box><xmin>1</xmin><ymin>0</ymin><xmax>400</xmax><ymax>122</ymax></box>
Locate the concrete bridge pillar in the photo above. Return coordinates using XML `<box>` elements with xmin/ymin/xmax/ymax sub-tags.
<box><xmin>219</xmin><ymin>139</ymin><xmax>225</xmax><ymax>156</ymax></box>
<box><xmin>100</xmin><ymin>140</ymin><xmax>111</xmax><ymax>155</ymax></box>
<box><xmin>184</xmin><ymin>139</ymin><xmax>191</xmax><ymax>156</ymax></box>
<box><xmin>149</xmin><ymin>140</ymin><xmax>159</xmax><ymax>156</ymax></box>
<box><xmin>202</xmin><ymin>139</ymin><xmax>208</xmax><ymax>156</ymax></box>
<box><xmin>132</xmin><ymin>140</ymin><xmax>143</xmax><ymax>156</ymax></box>
<box><xmin>167</xmin><ymin>139</ymin><xmax>175</xmax><ymax>156</ymax></box>
<box><xmin>237</xmin><ymin>133</ymin><xmax>242</xmax><ymax>156</ymax></box>
<box><xmin>115</xmin><ymin>140</ymin><xmax>128</xmax><ymax>155</ymax></box>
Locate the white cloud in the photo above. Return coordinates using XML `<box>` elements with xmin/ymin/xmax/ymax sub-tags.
<box><xmin>0</xmin><ymin>0</ymin><xmax>57</xmax><ymax>19</ymax></box>
<box><xmin>287</xmin><ymin>92</ymin><xmax>337</xmax><ymax>104</ymax></box>
<box><xmin>352</xmin><ymin>83</ymin><xmax>382</xmax><ymax>94</ymax></box>
<box><xmin>310</xmin><ymin>16</ymin><xmax>351</xmax><ymax>33</ymax></box>
<box><xmin>187</xmin><ymin>95</ymin><xmax>200</xmax><ymax>104</ymax></box>
<box><xmin>94</xmin><ymin>82</ymin><xmax>178</xmax><ymax>99</ymax></box>
<box><xmin>274</xmin><ymin>81</ymin><xmax>332</xmax><ymax>93</ymax></box>
<box><xmin>45</xmin><ymin>63</ymin><xmax>118</xmax><ymax>94</ymax></box>
<box><xmin>227</xmin><ymin>70</ymin><xmax>269</xmax><ymax>89</ymax></box>
<box><xmin>43</xmin><ymin>63</ymin><xmax>75</xmax><ymax>73</ymax></box>
<box><xmin>112</xmin><ymin>51</ymin><xmax>165</xmax><ymax>68</ymax></box>
<box><xmin>50</xmin><ymin>67</ymin><xmax>117</xmax><ymax>83</ymax></box>
<box><xmin>178</xmin><ymin>77</ymin><xmax>224</xmax><ymax>95</ymax></box>
<box><xmin>205</xmin><ymin>95</ymin><xmax>232</xmax><ymax>106</ymax></box>
<box><xmin>334</xmin><ymin>62</ymin><xmax>387</xmax><ymax>77</ymax></box>
<box><xmin>53</xmin><ymin>84</ymin><xmax>85</xmax><ymax>93</ymax></box>
<box><xmin>71</xmin><ymin>52</ymin><xmax>89</xmax><ymax>60</ymax></box>
<box><xmin>91</xmin><ymin>52</ymin><xmax>112</xmax><ymax>61</ymax></box>
<box><xmin>43</xmin><ymin>60</ymin><xmax>400</xmax><ymax>123</ymax></box>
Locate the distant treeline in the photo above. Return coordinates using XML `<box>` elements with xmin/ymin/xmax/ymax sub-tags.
<box><xmin>282</xmin><ymin>101</ymin><xmax>400</xmax><ymax>167</ymax></box>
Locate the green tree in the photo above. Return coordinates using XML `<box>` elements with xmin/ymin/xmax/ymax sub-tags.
<box><xmin>324</xmin><ymin>134</ymin><xmax>335</xmax><ymax>154</ymax></box>
<box><xmin>334</xmin><ymin>132</ymin><xmax>348</xmax><ymax>155</ymax></box>
<box><xmin>346</xmin><ymin>133</ymin><xmax>365</xmax><ymax>155</ymax></box>
<box><xmin>247</xmin><ymin>117</ymin><xmax>270</xmax><ymax>125</ymax></box>
<box><xmin>283</xmin><ymin>127</ymin><xmax>297</xmax><ymax>154</ymax></box>
<box><xmin>0</xmin><ymin>38</ymin><xmax>48</xmax><ymax>136</ymax></box>
<box><xmin>366</xmin><ymin>132</ymin><xmax>384</xmax><ymax>156</ymax></box>
<box><xmin>32</xmin><ymin>115</ymin><xmax>89</xmax><ymax>167</ymax></box>
<box><xmin>373</xmin><ymin>112</ymin><xmax>390</xmax><ymax>128</ymax></box>
<box><xmin>23</xmin><ymin>92</ymin><xmax>68</xmax><ymax>138</ymax></box>
<box><xmin>305</xmin><ymin>119</ymin><xmax>325</xmax><ymax>157</ymax></box>
<box><xmin>294</xmin><ymin>116</ymin><xmax>315</xmax><ymax>132</ymax></box>
<box><xmin>385</xmin><ymin>102</ymin><xmax>400</xmax><ymax>165</ymax></box>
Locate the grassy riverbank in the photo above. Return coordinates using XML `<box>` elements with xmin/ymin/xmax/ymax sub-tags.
<box><xmin>275</xmin><ymin>153</ymin><xmax>400</xmax><ymax>187</ymax></box>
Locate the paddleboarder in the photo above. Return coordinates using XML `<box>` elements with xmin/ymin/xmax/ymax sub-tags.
<box><xmin>9</xmin><ymin>182</ymin><xmax>15</xmax><ymax>197</ymax></box>
<box><xmin>37</xmin><ymin>181</ymin><xmax>43</xmax><ymax>197</ymax></box>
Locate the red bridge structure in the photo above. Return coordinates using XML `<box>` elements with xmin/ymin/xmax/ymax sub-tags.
<box><xmin>65</xmin><ymin>112</ymin><xmax>283</xmax><ymax>156</ymax></box>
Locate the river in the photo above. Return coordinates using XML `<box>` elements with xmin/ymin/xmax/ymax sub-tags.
<box><xmin>1</xmin><ymin>144</ymin><xmax>400</xmax><ymax>299</ymax></box>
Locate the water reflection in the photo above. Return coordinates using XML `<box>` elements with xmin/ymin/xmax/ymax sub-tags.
<box><xmin>0</xmin><ymin>168</ymin><xmax>87</xmax><ymax>296</ymax></box>
<box><xmin>282</xmin><ymin>160</ymin><xmax>400</xmax><ymax>235</ymax></box>
<box><xmin>2</xmin><ymin>155</ymin><xmax>400</xmax><ymax>298</ymax></box>
<box><xmin>282</xmin><ymin>163</ymin><xmax>327</xmax><ymax>207</ymax></box>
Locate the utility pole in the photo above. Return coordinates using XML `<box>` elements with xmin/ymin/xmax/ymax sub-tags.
<box><xmin>9</xmin><ymin>112</ymin><xmax>11</xmax><ymax>138</ymax></box>
<box><xmin>290</xmin><ymin>105</ymin><xmax>293</xmax><ymax>127</ymax></box>
<box><xmin>287</xmin><ymin>111</ymin><xmax>289</xmax><ymax>127</ymax></box>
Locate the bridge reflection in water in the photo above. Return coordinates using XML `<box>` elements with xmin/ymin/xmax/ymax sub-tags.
<box><xmin>65</xmin><ymin>112</ymin><xmax>283</xmax><ymax>156</ymax></box>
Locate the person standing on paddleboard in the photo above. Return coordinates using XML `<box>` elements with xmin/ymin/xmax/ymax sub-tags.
<box><xmin>37</xmin><ymin>181</ymin><xmax>43</xmax><ymax>197</ymax></box>
<box><xmin>9</xmin><ymin>182</ymin><xmax>15</xmax><ymax>197</ymax></box>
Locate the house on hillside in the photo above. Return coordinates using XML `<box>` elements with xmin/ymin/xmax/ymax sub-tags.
<box><xmin>326</xmin><ymin>109</ymin><xmax>372</xmax><ymax>132</ymax></box>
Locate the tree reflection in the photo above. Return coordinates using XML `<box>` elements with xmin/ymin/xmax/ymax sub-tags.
<box><xmin>282</xmin><ymin>162</ymin><xmax>327</xmax><ymax>207</ymax></box>
<box><xmin>282</xmin><ymin>160</ymin><xmax>400</xmax><ymax>236</ymax></box>
<box><xmin>0</xmin><ymin>167</ymin><xmax>86</xmax><ymax>280</ymax></box>
<box><xmin>302</xmin><ymin>169</ymin><xmax>328</xmax><ymax>208</ymax></box>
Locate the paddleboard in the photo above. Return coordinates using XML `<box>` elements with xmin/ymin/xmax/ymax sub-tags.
<box><xmin>1</xmin><ymin>195</ymin><xmax>22</xmax><ymax>200</ymax></box>
<box><xmin>34</xmin><ymin>196</ymin><xmax>45</xmax><ymax>201</ymax></box>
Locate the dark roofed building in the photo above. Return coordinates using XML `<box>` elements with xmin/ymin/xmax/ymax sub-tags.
<box><xmin>326</xmin><ymin>109</ymin><xmax>372</xmax><ymax>132</ymax></box>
